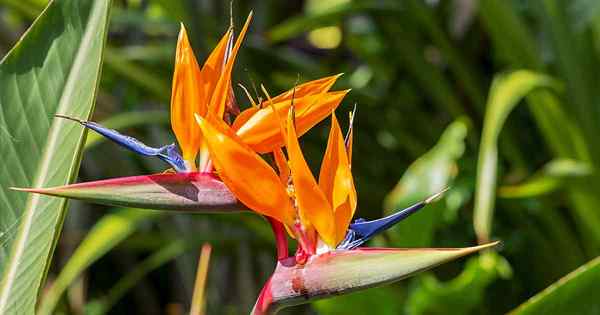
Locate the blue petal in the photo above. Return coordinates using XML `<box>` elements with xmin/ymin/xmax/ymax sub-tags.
<box><xmin>57</xmin><ymin>115</ymin><xmax>190</xmax><ymax>172</ymax></box>
<box><xmin>337</xmin><ymin>190</ymin><xmax>447</xmax><ymax>250</ymax></box>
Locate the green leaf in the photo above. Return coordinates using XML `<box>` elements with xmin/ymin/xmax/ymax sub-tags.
<box><xmin>473</xmin><ymin>70</ymin><xmax>561</xmax><ymax>243</ymax></box>
<box><xmin>498</xmin><ymin>159</ymin><xmax>592</xmax><ymax>199</ymax></box>
<box><xmin>0</xmin><ymin>0</ymin><xmax>111</xmax><ymax>313</ymax></box>
<box><xmin>384</xmin><ymin>119</ymin><xmax>468</xmax><ymax>247</ymax></box>
<box><xmin>37</xmin><ymin>208</ymin><xmax>161</xmax><ymax>315</ymax></box>
<box><xmin>509</xmin><ymin>256</ymin><xmax>600</xmax><ymax>315</ymax></box>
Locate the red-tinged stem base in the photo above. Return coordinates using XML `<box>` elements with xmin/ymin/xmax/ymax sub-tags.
<box><xmin>267</xmin><ymin>217</ymin><xmax>288</xmax><ymax>261</ymax></box>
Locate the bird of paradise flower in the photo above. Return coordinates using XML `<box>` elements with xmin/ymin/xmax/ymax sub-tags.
<box><xmin>14</xmin><ymin>12</ymin><xmax>498</xmax><ymax>315</ymax></box>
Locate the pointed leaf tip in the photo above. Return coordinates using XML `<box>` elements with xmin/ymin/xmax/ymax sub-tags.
<box><xmin>424</xmin><ymin>187</ymin><xmax>449</xmax><ymax>204</ymax></box>
<box><xmin>55</xmin><ymin>114</ymin><xmax>85</xmax><ymax>124</ymax></box>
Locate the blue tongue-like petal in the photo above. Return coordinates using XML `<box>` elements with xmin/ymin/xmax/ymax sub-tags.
<box><xmin>337</xmin><ymin>189</ymin><xmax>447</xmax><ymax>250</ymax></box>
<box><xmin>56</xmin><ymin>115</ymin><xmax>189</xmax><ymax>172</ymax></box>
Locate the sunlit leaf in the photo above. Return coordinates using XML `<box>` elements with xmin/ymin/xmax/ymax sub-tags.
<box><xmin>473</xmin><ymin>70</ymin><xmax>561</xmax><ymax>243</ymax></box>
<box><xmin>0</xmin><ymin>0</ymin><xmax>111</xmax><ymax>313</ymax></box>
<box><xmin>509</xmin><ymin>256</ymin><xmax>600</xmax><ymax>315</ymax></box>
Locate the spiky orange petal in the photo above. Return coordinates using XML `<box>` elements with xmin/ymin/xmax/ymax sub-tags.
<box><xmin>271</xmin><ymin>74</ymin><xmax>342</xmax><ymax>104</ymax></box>
<box><xmin>236</xmin><ymin>90</ymin><xmax>349</xmax><ymax>153</ymax></box>
<box><xmin>197</xmin><ymin>28</ymin><xmax>234</xmax><ymax>171</ymax></box>
<box><xmin>318</xmin><ymin>113</ymin><xmax>357</xmax><ymax>243</ymax></box>
<box><xmin>273</xmin><ymin>148</ymin><xmax>290</xmax><ymax>185</ymax></box>
<box><xmin>208</xmin><ymin>12</ymin><xmax>252</xmax><ymax>119</ymax></box>
<box><xmin>195</xmin><ymin>114</ymin><xmax>294</xmax><ymax>226</ymax></box>
<box><xmin>197</xmin><ymin>28</ymin><xmax>234</xmax><ymax>112</ymax></box>
<box><xmin>232</xmin><ymin>75</ymin><xmax>342</xmax><ymax>131</ymax></box>
<box><xmin>286</xmin><ymin>110</ymin><xmax>336</xmax><ymax>247</ymax></box>
<box><xmin>170</xmin><ymin>24</ymin><xmax>205</xmax><ymax>166</ymax></box>
<box><xmin>346</xmin><ymin>111</ymin><xmax>354</xmax><ymax>166</ymax></box>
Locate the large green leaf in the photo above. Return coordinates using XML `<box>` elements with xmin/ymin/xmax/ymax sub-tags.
<box><xmin>473</xmin><ymin>70</ymin><xmax>561</xmax><ymax>243</ymax></box>
<box><xmin>509</xmin><ymin>256</ymin><xmax>600</xmax><ymax>315</ymax></box>
<box><xmin>0</xmin><ymin>0</ymin><xmax>111</xmax><ymax>313</ymax></box>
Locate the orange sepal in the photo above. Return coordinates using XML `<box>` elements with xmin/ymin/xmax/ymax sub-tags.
<box><xmin>170</xmin><ymin>24</ymin><xmax>204</xmax><ymax>166</ymax></box>
<box><xmin>318</xmin><ymin>113</ymin><xmax>357</xmax><ymax>243</ymax></box>
<box><xmin>286</xmin><ymin>109</ymin><xmax>336</xmax><ymax>247</ymax></box>
<box><xmin>197</xmin><ymin>28</ymin><xmax>234</xmax><ymax>111</ymax></box>
<box><xmin>195</xmin><ymin>113</ymin><xmax>294</xmax><ymax>226</ymax></box>
<box><xmin>271</xmin><ymin>74</ymin><xmax>342</xmax><ymax>104</ymax></box>
<box><xmin>273</xmin><ymin>148</ymin><xmax>290</xmax><ymax>185</ymax></box>
<box><xmin>208</xmin><ymin>12</ymin><xmax>252</xmax><ymax>119</ymax></box>
<box><xmin>196</xmin><ymin>28</ymin><xmax>234</xmax><ymax>170</ymax></box>
<box><xmin>236</xmin><ymin>90</ymin><xmax>349</xmax><ymax>153</ymax></box>
<box><xmin>232</xmin><ymin>75</ymin><xmax>342</xmax><ymax>131</ymax></box>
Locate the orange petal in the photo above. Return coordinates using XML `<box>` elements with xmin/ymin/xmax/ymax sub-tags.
<box><xmin>236</xmin><ymin>90</ymin><xmax>349</xmax><ymax>153</ymax></box>
<box><xmin>232</xmin><ymin>75</ymin><xmax>342</xmax><ymax>131</ymax></box>
<box><xmin>197</xmin><ymin>28</ymin><xmax>234</xmax><ymax>110</ymax></box>
<box><xmin>231</xmin><ymin>106</ymin><xmax>259</xmax><ymax>131</ymax></box>
<box><xmin>286</xmin><ymin>109</ymin><xmax>336</xmax><ymax>247</ymax></box>
<box><xmin>346</xmin><ymin>110</ymin><xmax>354</xmax><ymax>166</ymax></box>
<box><xmin>333</xmin><ymin>201</ymin><xmax>354</xmax><ymax>243</ymax></box>
<box><xmin>318</xmin><ymin>113</ymin><xmax>357</xmax><ymax>243</ymax></box>
<box><xmin>270</xmin><ymin>74</ymin><xmax>342</xmax><ymax>104</ymax></box>
<box><xmin>273</xmin><ymin>148</ymin><xmax>290</xmax><ymax>185</ymax></box>
<box><xmin>195</xmin><ymin>113</ymin><xmax>294</xmax><ymax>225</ymax></box>
<box><xmin>170</xmin><ymin>24</ymin><xmax>204</xmax><ymax>165</ymax></box>
<box><xmin>198</xmin><ymin>30</ymin><xmax>235</xmax><ymax>171</ymax></box>
<box><xmin>208</xmin><ymin>12</ymin><xmax>252</xmax><ymax>119</ymax></box>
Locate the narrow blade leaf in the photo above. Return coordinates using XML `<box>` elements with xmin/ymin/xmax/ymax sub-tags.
<box><xmin>474</xmin><ymin>70</ymin><xmax>560</xmax><ymax>243</ymax></box>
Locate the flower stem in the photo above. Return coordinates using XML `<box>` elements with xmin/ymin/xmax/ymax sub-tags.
<box><xmin>267</xmin><ymin>217</ymin><xmax>288</xmax><ymax>260</ymax></box>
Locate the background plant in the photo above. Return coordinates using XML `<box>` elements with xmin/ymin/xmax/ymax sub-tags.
<box><xmin>1</xmin><ymin>0</ymin><xmax>600</xmax><ymax>314</ymax></box>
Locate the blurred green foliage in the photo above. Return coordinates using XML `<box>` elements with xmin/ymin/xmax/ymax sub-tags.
<box><xmin>2</xmin><ymin>0</ymin><xmax>600</xmax><ymax>314</ymax></box>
